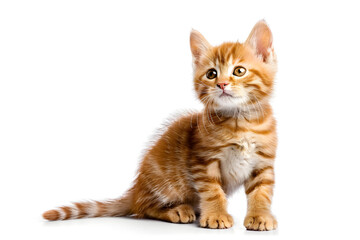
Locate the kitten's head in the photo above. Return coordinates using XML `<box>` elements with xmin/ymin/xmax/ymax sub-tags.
<box><xmin>190</xmin><ymin>20</ymin><xmax>277</xmax><ymax>115</ymax></box>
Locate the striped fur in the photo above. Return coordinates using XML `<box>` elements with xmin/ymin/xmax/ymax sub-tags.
<box><xmin>43</xmin><ymin>20</ymin><xmax>278</xmax><ymax>231</ymax></box>
<box><xmin>43</xmin><ymin>191</ymin><xmax>133</xmax><ymax>221</ymax></box>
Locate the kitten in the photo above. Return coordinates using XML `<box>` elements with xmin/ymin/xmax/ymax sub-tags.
<box><xmin>43</xmin><ymin>20</ymin><xmax>278</xmax><ymax>231</ymax></box>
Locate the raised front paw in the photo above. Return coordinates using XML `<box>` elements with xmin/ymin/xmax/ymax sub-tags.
<box><xmin>199</xmin><ymin>212</ymin><xmax>234</xmax><ymax>229</ymax></box>
<box><xmin>244</xmin><ymin>213</ymin><xmax>277</xmax><ymax>231</ymax></box>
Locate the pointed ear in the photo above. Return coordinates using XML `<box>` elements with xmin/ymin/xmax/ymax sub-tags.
<box><xmin>190</xmin><ymin>30</ymin><xmax>211</xmax><ymax>64</ymax></box>
<box><xmin>245</xmin><ymin>20</ymin><xmax>274</xmax><ymax>63</ymax></box>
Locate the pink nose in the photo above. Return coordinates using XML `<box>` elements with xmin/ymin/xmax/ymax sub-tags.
<box><xmin>217</xmin><ymin>82</ymin><xmax>229</xmax><ymax>90</ymax></box>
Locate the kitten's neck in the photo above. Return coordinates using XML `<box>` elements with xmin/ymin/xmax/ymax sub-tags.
<box><xmin>204</xmin><ymin>101</ymin><xmax>271</xmax><ymax>124</ymax></box>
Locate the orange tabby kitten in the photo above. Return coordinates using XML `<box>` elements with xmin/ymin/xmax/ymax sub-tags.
<box><xmin>43</xmin><ymin>20</ymin><xmax>277</xmax><ymax>231</ymax></box>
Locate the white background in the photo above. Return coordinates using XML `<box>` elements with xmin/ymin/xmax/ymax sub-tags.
<box><xmin>1</xmin><ymin>0</ymin><xmax>360</xmax><ymax>239</ymax></box>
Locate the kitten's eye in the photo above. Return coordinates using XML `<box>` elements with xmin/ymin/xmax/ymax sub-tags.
<box><xmin>233</xmin><ymin>66</ymin><xmax>246</xmax><ymax>77</ymax></box>
<box><xmin>206</xmin><ymin>69</ymin><xmax>217</xmax><ymax>79</ymax></box>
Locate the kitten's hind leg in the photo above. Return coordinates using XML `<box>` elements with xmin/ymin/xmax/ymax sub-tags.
<box><xmin>145</xmin><ymin>204</ymin><xmax>196</xmax><ymax>223</ymax></box>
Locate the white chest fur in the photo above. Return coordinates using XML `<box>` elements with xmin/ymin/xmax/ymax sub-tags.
<box><xmin>219</xmin><ymin>139</ymin><xmax>258</xmax><ymax>195</ymax></box>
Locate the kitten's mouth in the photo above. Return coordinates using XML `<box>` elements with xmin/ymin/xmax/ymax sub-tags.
<box><xmin>220</xmin><ymin>92</ymin><xmax>233</xmax><ymax>98</ymax></box>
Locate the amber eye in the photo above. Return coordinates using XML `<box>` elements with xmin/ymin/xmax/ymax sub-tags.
<box><xmin>233</xmin><ymin>66</ymin><xmax>246</xmax><ymax>77</ymax></box>
<box><xmin>206</xmin><ymin>69</ymin><xmax>217</xmax><ymax>79</ymax></box>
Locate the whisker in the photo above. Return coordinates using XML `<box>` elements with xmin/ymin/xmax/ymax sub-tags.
<box><xmin>201</xmin><ymin>109</ymin><xmax>209</xmax><ymax>134</ymax></box>
<box><xmin>253</xmin><ymin>95</ymin><xmax>265</xmax><ymax>120</ymax></box>
<box><xmin>204</xmin><ymin>96</ymin><xmax>215</xmax><ymax>125</ymax></box>
<box><xmin>196</xmin><ymin>112</ymin><xmax>202</xmax><ymax>135</ymax></box>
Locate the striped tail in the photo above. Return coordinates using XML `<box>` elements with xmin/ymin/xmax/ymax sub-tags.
<box><xmin>42</xmin><ymin>191</ymin><xmax>133</xmax><ymax>221</ymax></box>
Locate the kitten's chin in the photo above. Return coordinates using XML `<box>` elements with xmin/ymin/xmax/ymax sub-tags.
<box><xmin>212</xmin><ymin>94</ymin><xmax>256</xmax><ymax>117</ymax></box>
<box><xmin>214</xmin><ymin>95</ymin><xmax>247</xmax><ymax>109</ymax></box>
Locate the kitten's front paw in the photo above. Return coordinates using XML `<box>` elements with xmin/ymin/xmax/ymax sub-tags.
<box><xmin>244</xmin><ymin>213</ymin><xmax>277</xmax><ymax>231</ymax></box>
<box><xmin>199</xmin><ymin>212</ymin><xmax>233</xmax><ymax>229</ymax></box>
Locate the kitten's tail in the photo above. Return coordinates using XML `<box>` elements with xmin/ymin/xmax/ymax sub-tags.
<box><xmin>42</xmin><ymin>189</ymin><xmax>134</xmax><ymax>221</ymax></box>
